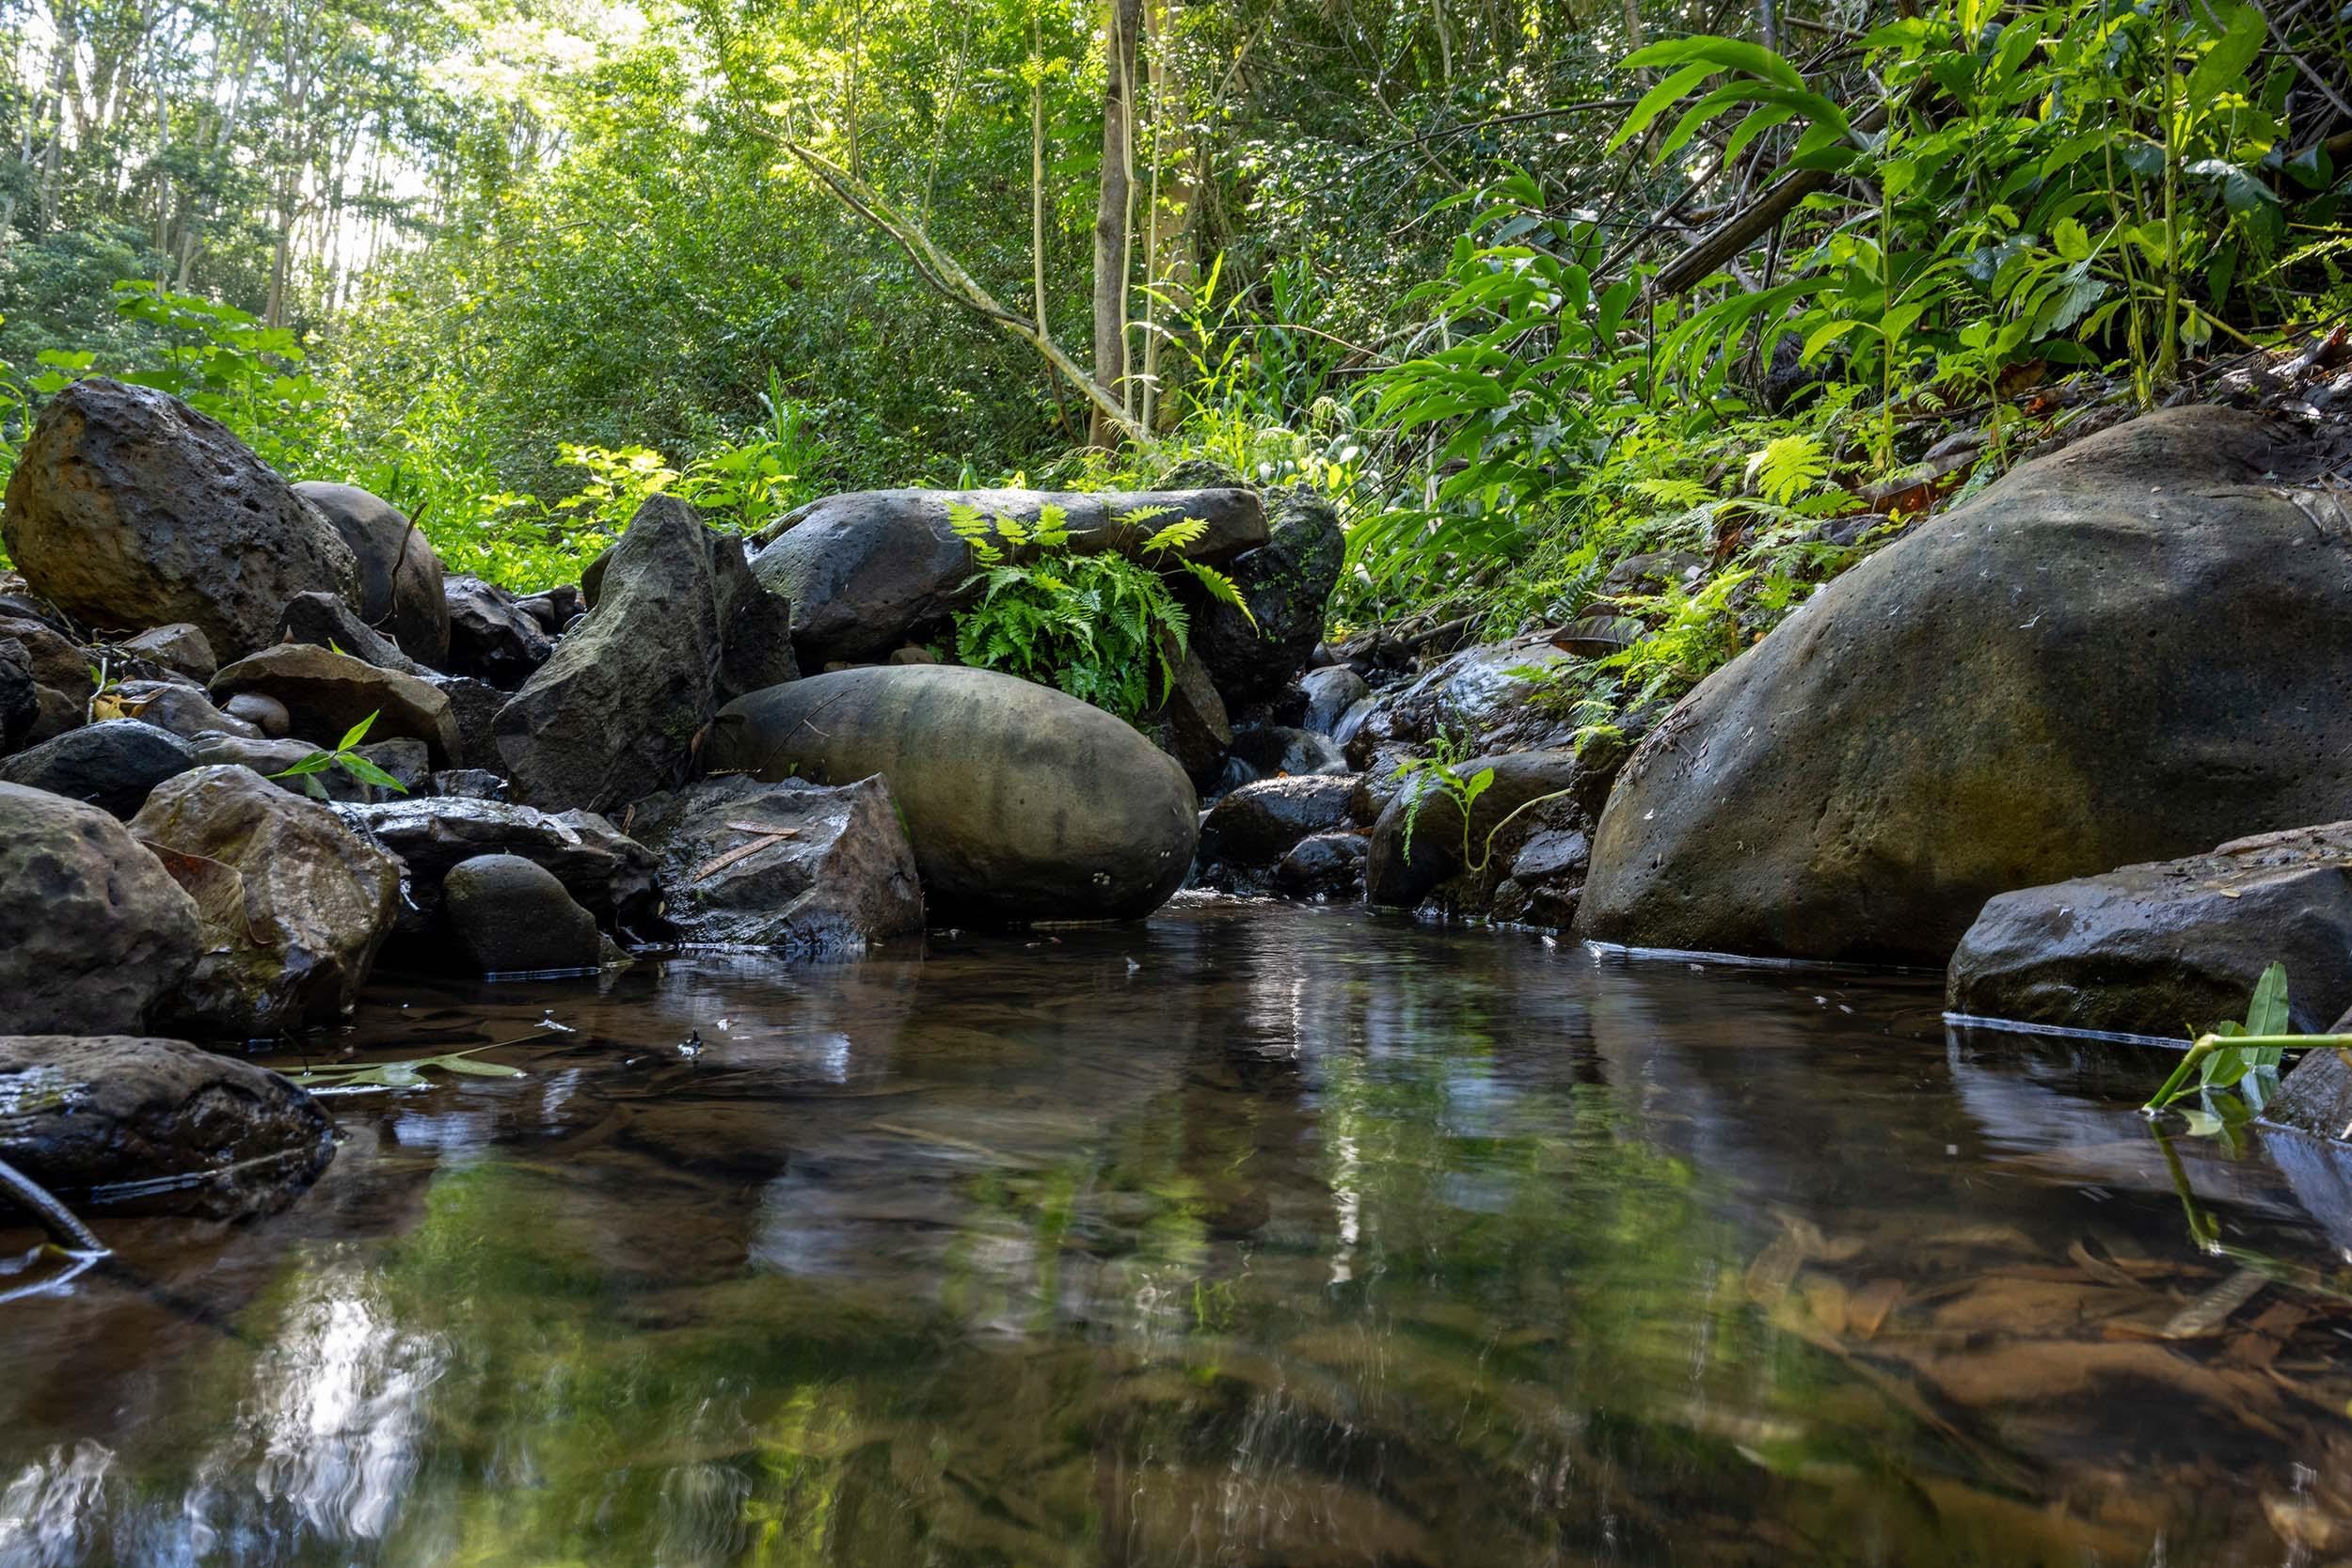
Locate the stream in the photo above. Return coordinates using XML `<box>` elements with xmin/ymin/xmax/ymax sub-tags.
<box><xmin>4</xmin><ymin>898</ymin><xmax>2350</xmax><ymax>1566</ymax></box>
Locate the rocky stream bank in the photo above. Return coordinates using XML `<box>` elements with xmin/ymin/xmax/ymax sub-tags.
<box><xmin>7</xmin><ymin>372</ymin><xmax>2352</xmax><ymax>1227</ymax></box>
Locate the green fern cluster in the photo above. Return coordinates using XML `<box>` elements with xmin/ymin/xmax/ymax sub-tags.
<box><xmin>946</xmin><ymin>501</ymin><xmax>1255</xmax><ymax>723</ymax></box>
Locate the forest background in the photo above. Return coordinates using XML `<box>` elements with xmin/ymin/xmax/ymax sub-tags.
<box><xmin>0</xmin><ymin>0</ymin><xmax>2345</xmax><ymax>736</ymax></box>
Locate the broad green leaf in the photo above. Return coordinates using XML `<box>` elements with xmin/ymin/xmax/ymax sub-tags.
<box><xmin>2185</xmin><ymin>3</ymin><xmax>2266</xmax><ymax>107</ymax></box>
<box><xmin>2246</xmin><ymin>961</ymin><xmax>2290</xmax><ymax>1037</ymax></box>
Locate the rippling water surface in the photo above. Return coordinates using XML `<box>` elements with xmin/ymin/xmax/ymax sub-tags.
<box><xmin>7</xmin><ymin>899</ymin><xmax>2352</xmax><ymax>1567</ymax></box>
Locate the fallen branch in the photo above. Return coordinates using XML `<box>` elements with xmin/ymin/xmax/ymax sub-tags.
<box><xmin>0</xmin><ymin>1157</ymin><xmax>107</xmax><ymax>1254</ymax></box>
<box><xmin>763</xmin><ymin>134</ymin><xmax>1151</xmax><ymax>448</ymax></box>
<box><xmin>1649</xmin><ymin>99</ymin><xmax>1889</xmax><ymax>298</ymax></box>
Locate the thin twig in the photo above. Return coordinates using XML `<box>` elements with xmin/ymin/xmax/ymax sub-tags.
<box><xmin>0</xmin><ymin>1157</ymin><xmax>106</xmax><ymax>1254</ymax></box>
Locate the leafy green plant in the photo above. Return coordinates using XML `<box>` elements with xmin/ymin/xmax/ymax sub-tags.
<box><xmin>1392</xmin><ymin>741</ymin><xmax>1496</xmax><ymax>863</ymax></box>
<box><xmin>268</xmin><ymin>711</ymin><xmax>410</xmax><ymax>800</ymax></box>
<box><xmin>290</xmin><ymin>1042</ymin><xmax>528</xmax><ymax>1093</ymax></box>
<box><xmin>2141</xmin><ymin>962</ymin><xmax>2325</xmax><ymax>1134</ymax></box>
<box><xmin>947</xmin><ymin>501</ymin><xmax>1252</xmax><ymax>722</ymax></box>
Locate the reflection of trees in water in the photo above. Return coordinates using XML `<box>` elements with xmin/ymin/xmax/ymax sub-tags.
<box><xmin>10</xmin><ymin>917</ymin><xmax>2352</xmax><ymax>1564</ymax></box>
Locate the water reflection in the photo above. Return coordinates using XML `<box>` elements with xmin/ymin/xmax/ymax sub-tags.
<box><xmin>1</xmin><ymin>903</ymin><xmax>2349</xmax><ymax>1565</ymax></box>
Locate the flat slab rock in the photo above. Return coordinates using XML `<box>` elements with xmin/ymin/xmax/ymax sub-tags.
<box><xmin>1948</xmin><ymin>821</ymin><xmax>2352</xmax><ymax>1037</ymax></box>
<box><xmin>0</xmin><ymin>1036</ymin><xmax>332</xmax><ymax>1218</ymax></box>
<box><xmin>344</xmin><ymin>796</ymin><xmax>660</xmax><ymax>938</ymax></box>
<box><xmin>630</xmin><ymin>773</ymin><xmax>925</xmax><ymax>951</ymax></box>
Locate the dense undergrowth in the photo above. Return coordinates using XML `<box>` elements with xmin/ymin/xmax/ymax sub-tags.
<box><xmin>0</xmin><ymin>0</ymin><xmax>2344</xmax><ymax>736</ymax></box>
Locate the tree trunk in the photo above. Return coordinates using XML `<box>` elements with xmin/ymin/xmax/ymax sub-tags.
<box><xmin>1089</xmin><ymin>0</ymin><xmax>1143</xmax><ymax>446</ymax></box>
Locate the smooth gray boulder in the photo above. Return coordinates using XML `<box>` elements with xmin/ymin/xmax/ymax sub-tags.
<box><xmin>0</xmin><ymin>782</ymin><xmax>201</xmax><ymax>1034</ymax></box>
<box><xmin>0</xmin><ymin>718</ymin><xmax>194</xmax><ymax>817</ymax></box>
<box><xmin>0</xmin><ymin>379</ymin><xmax>359</xmax><ymax>657</ymax></box>
<box><xmin>0</xmin><ymin>1036</ymin><xmax>333</xmax><ymax>1218</ymax></box>
<box><xmin>495</xmin><ymin>498</ymin><xmax>793</xmax><ymax>813</ymax></box>
<box><xmin>212</xmin><ymin>642</ymin><xmax>461</xmax><ymax>765</ymax></box>
<box><xmin>131</xmin><ymin>765</ymin><xmax>403</xmax><ymax>1038</ymax></box>
<box><xmin>293</xmin><ymin>481</ymin><xmax>451</xmax><ymax>667</ymax></box>
<box><xmin>629</xmin><ymin>773</ymin><xmax>924</xmax><ymax>951</ymax></box>
<box><xmin>750</xmin><ymin>486</ymin><xmax>1265</xmax><ymax>667</ymax></box>
<box><xmin>707</xmin><ymin>665</ymin><xmax>1199</xmax><ymax>922</ymax></box>
<box><xmin>1580</xmin><ymin>408</ymin><xmax>2352</xmax><ymax>964</ymax></box>
<box><xmin>442</xmin><ymin>853</ymin><xmax>603</xmax><ymax>974</ymax></box>
<box><xmin>1948</xmin><ymin>823</ymin><xmax>2352</xmax><ymax>1037</ymax></box>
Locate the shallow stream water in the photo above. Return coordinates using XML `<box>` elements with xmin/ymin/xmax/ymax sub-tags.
<box><xmin>6</xmin><ymin>899</ymin><xmax>2352</xmax><ymax>1567</ymax></box>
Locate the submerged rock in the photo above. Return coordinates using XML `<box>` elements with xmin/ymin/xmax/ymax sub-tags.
<box><xmin>346</xmin><ymin>795</ymin><xmax>660</xmax><ymax>937</ymax></box>
<box><xmin>629</xmin><ymin>773</ymin><xmax>924</xmax><ymax>951</ymax></box>
<box><xmin>708</xmin><ymin>665</ymin><xmax>1199</xmax><ymax>923</ymax></box>
<box><xmin>1948</xmin><ymin>823</ymin><xmax>2352</xmax><ymax>1037</ymax></box>
<box><xmin>751</xmin><ymin>486</ymin><xmax>1266</xmax><ymax>667</ymax></box>
<box><xmin>0</xmin><ymin>719</ymin><xmax>195</xmax><ymax>817</ymax></box>
<box><xmin>495</xmin><ymin>498</ymin><xmax>792</xmax><ymax>812</ymax></box>
<box><xmin>293</xmin><ymin>481</ymin><xmax>451</xmax><ymax>668</ymax></box>
<box><xmin>0</xmin><ymin>1035</ymin><xmax>332</xmax><ymax>1218</ymax></box>
<box><xmin>1581</xmin><ymin>408</ymin><xmax>2352</xmax><ymax>963</ymax></box>
<box><xmin>0</xmin><ymin>379</ymin><xmax>359</xmax><ymax>658</ymax></box>
<box><xmin>131</xmin><ymin>765</ymin><xmax>403</xmax><ymax>1038</ymax></box>
<box><xmin>442</xmin><ymin>853</ymin><xmax>604</xmax><ymax>974</ymax></box>
<box><xmin>0</xmin><ymin>782</ymin><xmax>200</xmax><ymax>1034</ymax></box>
<box><xmin>211</xmin><ymin>642</ymin><xmax>461</xmax><ymax>766</ymax></box>
<box><xmin>442</xmin><ymin>575</ymin><xmax>554</xmax><ymax>688</ymax></box>
<box><xmin>1180</xmin><ymin>487</ymin><xmax>1343</xmax><ymax>704</ymax></box>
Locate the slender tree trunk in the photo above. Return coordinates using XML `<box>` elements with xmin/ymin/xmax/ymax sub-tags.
<box><xmin>1089</xmin><ymin>0</ymin><xmax>1143</xmax><ymax>445</ymax></box>
<box><xmin>1139</xmin><ymin>0</ymin><xmax>1194</xmax><ymax>432</ymax></box>
<box><xmin>1032</xmin><ymin>8</ymin><xmax>1073</xmax><ymax>437</ymax></box>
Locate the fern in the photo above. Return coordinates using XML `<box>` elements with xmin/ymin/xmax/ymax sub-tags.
<box><xmin>1745</xmin><ymin>435</ymin><xmax>1832</xmax><ymax>508</ymax></box>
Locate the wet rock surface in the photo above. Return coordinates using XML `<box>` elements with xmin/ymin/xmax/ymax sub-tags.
<box><xmin>496</xmin><ymin>498</ymin><xmax>791</xmax><ymax>813</ymax></box>
<box><xmin>1367</xmin><ymin>749</ymin><xmax>1591</xmax><ymax>921</ymax></box>
<box><xmin>292</xmin><ymin>481</ymin><xmax>451</xmax><ymax>667</ymax></box>
<box><xmin>1343</xmin><ymin>639</ymin><xmax>1576</xmax><ymax>770</ymax></box>
<box><xmin>275</xmin><ymin>589</ymin><xmax>429</xmax><ymax>676</ymax></box>
<box><xmin>710</xmin><ymin>665</ymin><xmax>1199</xmax><ymax>923</ymax></box>
<box><xmin>117</xmin><ymin>623</ymin><xmax>216</xmax><ymax>683</ymax></box>
<box><xmin>346</xmin><ymin>796</ymin><xmax>661</xmax><ymax>938</ymax></box>
<box><xmin>1298</xmin><ymin>665</ymin><xmax>1370</xmax><ymax>736</ymax></box>
<box><xmin>130</xmin><ymin>765</ymin><xmax>403</xmax><ymax>1038</ymax></box>
<box><xmin>0</xmin><ymin>1035</ymin><xmax>332</xmax><ymax>1217</ymax></box>
<box><xmin>441</xmin><ymin>575</ymin><xmax>553</xmax><ymax>688</ymax></box>
<box><xmin>0</xmin><ymin>379</ymin><xmax>359</xmax><ymax>658</ymax></box>
<box><xmin>1181</xmin><ymin>488</ymin><xmax>1343</xmax><ymax>704</ymax></box>
<box><xmin>629</xmin><ymin>773</ymin><xmax>924</xmax><ymax>951</ymax></box>
<box><xmin>1581</xmin><ymin>408</ymin><xmax>2352</xmax><ymax>964</ymax></box>
<box><xmin>752</xmin><ymin>486</ymin><xmax>1266</xmax><ymax>667</ymax></box>
<box><xmin>441</xmin><ymin>852</ymin><xmax>605</xmax><ymax>974</ymax></box>
<box><xmin>1200</xmin><ymin>775</ymin><xmax>1358</xmax><ymax>876</ymax></box>
<box><xmin>212</xmin><ymin>642</ymin><xmax>461</xmax><ymax>765</ymax></box>
<box><xmin>1949</xmin><ymin>822</ymin><xmax>2352</xmax><ymax>1037</ymax></box>
<box><xmin>1273</xmin><ymin>831</ymin><xmax>1369</xmax><ymax>901</ymax></box>
<box><xmin>0</xmin><ymin>719</ymin><xmax>196</xmax><ymax>817</ymax></box>
<box><xmin>0</xmin><ymin>782</ymin><xmax>201</xmax><ymax>1034</ymax></box>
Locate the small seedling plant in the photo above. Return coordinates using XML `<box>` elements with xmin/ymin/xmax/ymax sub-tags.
<box><xmin>268</xmin><ymin>710</ymin><xmax>410</xmax><ymax>800</ymax></box>
<box><xmin>2140</xmin><ymin>963</ymin><xmax>2352</xmax><ymax>1135</ymax></box>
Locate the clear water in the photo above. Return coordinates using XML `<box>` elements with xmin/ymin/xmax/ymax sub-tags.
<box><xmin>5</xmin><ymin>899</ymin><xmax>2351</xmax><ymax>1567</ymax></box>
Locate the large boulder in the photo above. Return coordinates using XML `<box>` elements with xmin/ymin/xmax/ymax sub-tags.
<box><xmin>495</xmin><ymin>498</ymin><xmax>793</xmax><ymax>812</ymax></box>
<box><xmin>442</xmin><ymin>575</ymin><xmax>554</xmax><ymax>688</ymax></box>
<box><xmin>441</xmin><ymin>853</ymin><xmax>604</xmax><ymax>974</ymax></box>
<box><xmin>211</xmin><ymin>642</ymin><xmax>461</xmax><ymax>766</ymax></box>
<box><xmin>1947</xmin><ymin>823</ymin><xmax>2352</xmax><ymax>1037</ymax></box>
<box><xmin>1579</xmin><ymin>409</ymin><xmax>2352</xmax><ymax>964</ymax></box>
<box><xmin>344</xmin><ymin>796</ymin><xmax>660</xmax><ymax>938</ymax></box>
<box><xmin>0</xmin><ymin>1036</ymin><xmax>333</xmax><ymax>1218</ymax></box>
<box><xmin>0</xmin><ymin>782</ymin><xmax>200</xmax><ymax>1033</ymax></box>
<box><xmin>628</xmin><ymin>773</ymin><xmax>924</xmax><ymax>951</ymax></box>
<box><xmin>1179</xmin><ymin>487</ymin><xmax>1343</xmax><ymax>704</ymax></box>
<box><xmin>0</xmin><ymin>379</ymin><xmax>359</xmax><ymax>657</ymax></box>
<box><xmin>292</xmin><ymin>481</ymin><xmax>451</xmax><ymax>668</ymax></box>
<box><xmin>751</xmin><ymin>486</ymin><xmax>1266</xmax><ymax>667</ymax></box>
<box><xmin>130</xmin><ymin>765</ymin><xmax>403</xmax><ymax>1039</ymax></box>
<box><xmin>707</xmin><ymin>665</ymin><xmax>1199</xmax><ymax>922</ymax></box>
<box><xmin>0</xmin><ymin>718</ymin><xmax>195</xmax><ymax>817</ymax></box>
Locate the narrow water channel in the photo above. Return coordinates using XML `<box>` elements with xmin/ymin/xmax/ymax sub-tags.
<box><xmin>3</xmin><ymin>899</ymin><xmax>2346</xmax><ymax>1567</ymax></box>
